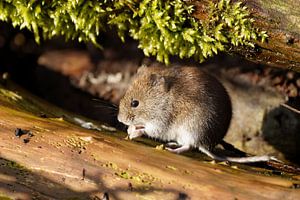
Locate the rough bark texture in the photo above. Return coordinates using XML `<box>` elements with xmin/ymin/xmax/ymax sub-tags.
<box><xmin>36</xmin><ymin>49</ymin><xmax>300</xmax><ymax>164</ymax></box>
<box><xmin>0</xmin><ymin>78</ymin><xmax>300</xmax><ymax>199</ymax></box>
<box><xmin>193</xmin><ymin>0</ymin><xmax>300</xmax><ymax>72</ymax></box>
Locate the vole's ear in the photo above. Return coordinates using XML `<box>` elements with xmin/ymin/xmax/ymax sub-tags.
<box><xmin>150</xmin><ymin>74</ymin><xmax>172</xmax><ymax>92</ymax></box>
<box><xmin>137</xmin><ymin>65</ymin><xmax>148</xmax><ymax>75</ymax></box>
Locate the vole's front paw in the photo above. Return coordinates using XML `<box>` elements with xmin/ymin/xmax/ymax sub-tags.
<box><xmin>127</xmin><ymin>125</ymin><xmax>145</xmax><ymax>140</ymax></box>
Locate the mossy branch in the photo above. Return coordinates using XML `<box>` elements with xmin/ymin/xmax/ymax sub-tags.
<box><xmin>0</xmin><ymin>0</ymin><xmax>266</xmax><ymax>64</ymax></box>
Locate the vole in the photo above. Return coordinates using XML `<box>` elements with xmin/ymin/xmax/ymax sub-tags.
<box><xmin>118</xmin><ymin>65</ymin><xmax>277</xmax><ymax>163</ymax></box>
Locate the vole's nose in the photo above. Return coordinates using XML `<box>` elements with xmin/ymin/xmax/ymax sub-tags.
<box><xmin>117</xmin><ymin>113</ymin><xmax>135</xmax><ymax>126</ymax></box>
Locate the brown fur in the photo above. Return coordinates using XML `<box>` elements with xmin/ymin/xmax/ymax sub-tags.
<box><xmin>118</xmin><ymin>65</ymin><xmax>232</xmax><ymax>150</ymax></box>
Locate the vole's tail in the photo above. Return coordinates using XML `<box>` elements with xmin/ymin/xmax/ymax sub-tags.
<box><xmin>198</xmin><ymin>145</ymin><xmax>281</xmax><ymax>163</ymax></box>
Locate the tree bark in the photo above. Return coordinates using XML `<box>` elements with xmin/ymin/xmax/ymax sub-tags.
<box><xmin>1</xmin><ymin>77</ymin><xmax>300</xmax><ymax>199</ymax></box>
<box><xmin>192</xmin><ymin>0</ymin><xmax>300</xmax><ymax>72</ymax></box>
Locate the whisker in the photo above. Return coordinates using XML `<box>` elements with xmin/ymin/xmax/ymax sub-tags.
<box><xmin>97</xmin><ymin>110</ymin><xmax>119</xmax><ymax>117</ymax></box>
<box><xmin>93</xmin><ymin>105</ymin><xmax>119</xmax><ymax>113</ymax></box>
<box><xmin>94</xmin><ymin>105</ymin><xmax>118</xmax><ymax>111</ymax></box>
<box><xmin>92</xmin><ymin>98</ymin><xmax>116</xmax><ymax>104</ymax></box>
<box><xmin>92</xmin><ymin>98</ymin><xmax>118</xmax><ymax>109</ymax></box>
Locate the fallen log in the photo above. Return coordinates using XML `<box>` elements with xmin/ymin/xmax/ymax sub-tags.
<box><xmin>0</xmin><ymin>78</ymin><xmax>299</xmax><ymax>199</ymax></box>
<box><xmin>192</xmin><ymin>0</ymin><xmax>300</xmax><ymax>72</ymax></box>
<box><xmin>1</xmin><ymin>0</ymin><xmax>300</xmax><ymax>72</ymax></box>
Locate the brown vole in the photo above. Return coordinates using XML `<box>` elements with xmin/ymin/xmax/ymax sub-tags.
<box><xmin>118</xmin><ymin>66</ymin><xmax>277</xmax><ymax>163</ymax></box>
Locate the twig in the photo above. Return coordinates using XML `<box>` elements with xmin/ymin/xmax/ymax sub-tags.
<box><xmin>281</xmin><ymin>103</ymin><xmax>300</xmax><ymax>114</ymax></box>
<box><xmin>266</xmin><ymin>160</ymin><xmax>300</xmax><ymax>174</ymax></box>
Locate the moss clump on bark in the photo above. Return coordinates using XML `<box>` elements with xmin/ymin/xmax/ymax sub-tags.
<box><xmin>0</xmin><ymin>0</ymin><xmax>267</xmax><ymax>64</ymax></box>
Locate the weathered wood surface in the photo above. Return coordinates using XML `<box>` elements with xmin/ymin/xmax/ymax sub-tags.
<box><xmin>193</xmin><ymin>0</ymin><xmax>300</xmax><ymax>72</ymax></box>
<box><xmin>0</xmin><ymin>82</ymin><xmax>299</xmax><ymax>200</ymax></box>
<box><xmin>37</xmin><ymin>49</ymin><xmax>300</xmax><ymax>164</ymax></box>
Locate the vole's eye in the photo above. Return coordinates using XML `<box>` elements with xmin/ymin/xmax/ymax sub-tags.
<box><xmin>131</xmin><ymin>100</ymin><xmax>139</xmax><ymax>108</ymax></box>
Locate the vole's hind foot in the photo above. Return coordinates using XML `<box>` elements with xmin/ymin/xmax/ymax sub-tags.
<box><xmin>165</xmin><ymin>142</ymin><xmax>180</xmax><ymax>148</ymax></box>
<box><xmin>166</xmin><ymin>145</ymin><xmax>190</xmax><ymax>154</ymax></box>
<box><xmin>269</xmin><ymin>156</ymin><xmax>283</xmax><ymax>163</ymax></box>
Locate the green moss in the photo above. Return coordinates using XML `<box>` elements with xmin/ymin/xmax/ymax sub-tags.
<box><xmin>0</xmin><ymin>158</ymin><xmax>29</xmax><ymax>178</ymax></box>
<box><xmin>101</xmin><ymin>162</ymin><xmax>158</xmax><ymax>185</ymax></box>
<box><xmin>0</xmin><ymin>88</ymin><xmax>23</xmax><ymax>102</ymax></box>
<box><xmin>0</xmin><ymin>195</ymin><xmax>13</xmax><ymax>200</ymax></box>
<box><xmin>0</xmin><ymin>0</ymin><xmax>267</xmax><ymax>64</ymax></box>
<box><xmin>5</xmin><ymin>160</ymin><xmax>26</xmax><ymax>170</ymax></box>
